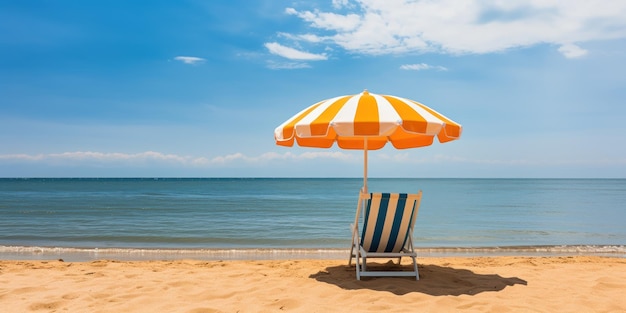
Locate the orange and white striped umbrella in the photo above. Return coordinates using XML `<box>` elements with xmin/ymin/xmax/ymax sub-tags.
<box><xmin>274</xmin><ymin>90</ymin><xmax>462</xmax><ymax>190</ymax></box>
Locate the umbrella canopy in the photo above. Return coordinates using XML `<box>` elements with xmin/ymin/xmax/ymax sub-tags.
<box><xmin>274</xmin><ymin>90</ymin><xmax>462</xmax><ymax>191</ymax></box>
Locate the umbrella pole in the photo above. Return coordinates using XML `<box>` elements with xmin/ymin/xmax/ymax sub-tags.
<box><xmin>363</xmin><ymin>138</ymin><xmax>368</xmax><ymax>193</ymax></box>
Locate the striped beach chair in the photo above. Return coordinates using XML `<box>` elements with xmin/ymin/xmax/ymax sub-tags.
<box><xmin>349</xmin><ymin>190</ymin><xmax>423</xmax><ymax>280</ymax></box>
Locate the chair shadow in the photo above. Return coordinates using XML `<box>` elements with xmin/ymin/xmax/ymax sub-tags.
<box><xmin>309</xmin><ymin>261</ymin><xmax>527</xmax><ymax>296</ymax></box>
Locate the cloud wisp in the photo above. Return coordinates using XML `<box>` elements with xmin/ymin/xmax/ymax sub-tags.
<box><xmin>0</xmin><ymin>151</ymin><xmax>357</xmax><ymax>167</ymax></box>
<box><xmin>276</xmin><ymin>0</ymin><xmax>626</xmax><ymax>58</ymax></box>
<box><xmin>174</xmin><ymin>56</ymin><xmax>206</xmax><ymax>65</ymax></box>
<box><xmin>264</xmin><ymin>42</ymin><xmax>328</xmax><ymax>60</ymax></box>
<box><xmin>400</xmin><ymin>63</ymin><xmax>448</xmax><ymax>71</ymax></box>
<box><xmin>3</xmin><ymin>151</ymin><xmax>624</xmax><ymax>171</ymax></box>
<box><xmin>266</xmin><ymin>61</ymin><xmax>311</xmax><ymax>70</ymax></box>
<box><xmin>557</xmin><ymin>44</ymin><xmax>588</xmax><ymax>59</ymax></box>
<box><xmin>263</xmin><ymin>42</ymin><xmax>328</xmax><ymax>69</ymax></box>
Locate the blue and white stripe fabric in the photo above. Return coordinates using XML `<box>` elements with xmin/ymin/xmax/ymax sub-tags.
<box><xmin>360</xmin><ymin>193</ymin><xmax>419</xmax><ymax>253</ymax></box>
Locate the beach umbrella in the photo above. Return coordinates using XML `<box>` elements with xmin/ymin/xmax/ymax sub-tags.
<box><xmin>274</xmin><ymin>90</ymin><xmax>462</xmax><ymax>192</ymax></box>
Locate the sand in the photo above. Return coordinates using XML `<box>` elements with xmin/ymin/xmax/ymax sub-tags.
<box><xmin>1</xmin><ymin>256</ymin><xmax>625</xmax><ymax>312</ymax></box>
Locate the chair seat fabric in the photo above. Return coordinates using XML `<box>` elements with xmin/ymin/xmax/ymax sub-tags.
<box><xmin>361</xmin><ymin>193</ymin><xmax>417</xmax><ymax>253</ymax></box>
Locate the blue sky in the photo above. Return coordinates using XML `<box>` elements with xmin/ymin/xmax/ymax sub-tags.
<box><xmin>1</xmin><ymin>0</ymin><xmax>625</xmax><ymax>178</ymax></box>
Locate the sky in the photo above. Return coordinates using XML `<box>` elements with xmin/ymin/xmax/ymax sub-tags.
<box><xmin>1</xmin><ymin>0</ymin><xmax>625</xmax><ymax>178</ymax></box>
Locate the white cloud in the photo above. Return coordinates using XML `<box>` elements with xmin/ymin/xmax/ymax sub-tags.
<box><xmin>264</xmin><ymin>42</ymin><xmax>328</xmax><ymax>60</ymax></box>
<box><xmin>0</xmin><ymin>151</ymin><xmax>357</xmax><ymax>167</ymax></box>
<box><xmin>280</xmin><ymin>1</ymin><xmax>626</xmax><ymax>58</ymax></box>
<box><xmin>174</xmin><ymin>56</ymin><xmax>205</xmax><ymax>65</ymax></box>
<box><xmin>278</xmin><ymin>32</ymin><xmax>324</xmax><ymax>43</ymax></box>
<box><xmin>558</xmin><ymin>43</ymin><xmax>588</xmax><ymax>58</ymax></box>
<box><xmin>286</xmin><ymin>7</ymin><xmax>361</xmax><ymax>32</ymax></box>
<box><xmin>400</xmin><ymin>63</ymin><xmax>448</xmax><ymax>71</ymax></box>
<box><xmin>266</xmin><ymin>60</ymin><xmax>311</xmax><ymax>70</ymax></box>
<box><xmin>0</xmin><ymin>153</ymin><xmax>44</xmax><ymax>161</ymax></box>
<box><xmin>332</xmin><ymin>0</ymin><xmax>353</xmax><ymax>9</ymax></box>
<box><xmin>3</xmin><ymin>151</ymin><xmax>624</xmax><ymax>174</ymax></box>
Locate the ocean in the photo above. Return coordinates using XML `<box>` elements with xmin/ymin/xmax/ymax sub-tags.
<box><xmin>1</xmin><ymin>178</ymin><xmax>625</xmax><ymax>260</ymax></box>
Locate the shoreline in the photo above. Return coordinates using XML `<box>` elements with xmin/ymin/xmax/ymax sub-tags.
<box><xmin>2</xmin><ymin>244</ymin><xmax>625</xmax><ymax>262</ymax></box>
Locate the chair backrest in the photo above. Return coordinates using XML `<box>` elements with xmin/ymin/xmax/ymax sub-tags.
<box><xmin>360</xmin><ymin>192</ymin><xmax>422</xmax><ymax>253</ymax></box>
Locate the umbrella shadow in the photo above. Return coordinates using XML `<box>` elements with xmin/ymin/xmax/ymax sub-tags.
<box><xmin>309</xmin><ymin>261</ymin><xmax>527</xmax><ymax>296</ymax></box>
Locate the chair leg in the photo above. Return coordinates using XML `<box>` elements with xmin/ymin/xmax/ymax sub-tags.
<box><xmin>355</xmin><ymin>252</ymin><xmax>361</xmax><ymax>280</ymax></box>
<box><xmin>349</xmin><ymin>244</ymin><xmax>354</xmax><ymax>266</ymax></box>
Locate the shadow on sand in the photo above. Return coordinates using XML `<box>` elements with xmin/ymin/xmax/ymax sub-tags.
<box><xmin>309</xmin><ymin>261</ymin><xmax>527</xmax><ymax>296</ymax></box>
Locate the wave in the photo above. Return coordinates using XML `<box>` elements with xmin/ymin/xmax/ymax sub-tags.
<box><xmin>1</xmin><ymin>245</ymin><xmax>624</xmax><ymax>261</ymax></box>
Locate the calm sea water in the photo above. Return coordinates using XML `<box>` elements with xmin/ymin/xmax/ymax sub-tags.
<box><xmin>1</xmin><ymin>178</ymin><xmax>625</xmax><ymax>260</ymax></box>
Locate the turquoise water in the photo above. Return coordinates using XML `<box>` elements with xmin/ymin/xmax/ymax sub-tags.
<box><xmin>1</xmin><ymin>178</ymin><xmax>625</xmax><ymax>260</ymax></box>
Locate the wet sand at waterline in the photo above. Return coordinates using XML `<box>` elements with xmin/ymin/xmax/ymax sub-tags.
<box><xmin>1</xmin><ymin>256</ymin><xmax>625</xmax><ymax>312</ymax></box>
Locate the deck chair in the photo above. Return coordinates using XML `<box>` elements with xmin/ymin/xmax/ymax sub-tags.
<box><xmin>349</xmin><ymin>190</ymin><xmax>423</xmax><ymax>280</ymax></box>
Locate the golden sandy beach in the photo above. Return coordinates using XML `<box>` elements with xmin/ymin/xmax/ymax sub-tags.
<box><xmin>1</xmin><ymin>256</ymin><xmax>625</xmax><ymax>312</ymax></box>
